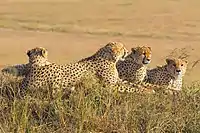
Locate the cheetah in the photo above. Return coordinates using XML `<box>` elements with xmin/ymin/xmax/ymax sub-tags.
<box><xmin>116</xmin><ymin>46</ymin><xmax>152</xmax><ymax>83</ymax></box>
<box><xmin>1</xmin><ymin>47</ymin><xmax>51</xmax><ymax>77</ymax></box>
<box><xmin>21</xmin><ymin>42</ymin><xmax>129</xmax><ymax>90</ymax></box>
<box><xmin>21</xmin><ymin>42</ymin><xmax>155</xmax><ymax>96</ymax></box>
<box><xmin>146</xmin><ymin>58</ymin><xmax>188</xmax><ymax>91</ymax></box>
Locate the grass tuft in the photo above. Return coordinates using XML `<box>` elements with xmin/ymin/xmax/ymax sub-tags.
<box><xmin>0</xmin><ymin>73</ymin><xmax>199</xmax><ymax>132</ymax></box>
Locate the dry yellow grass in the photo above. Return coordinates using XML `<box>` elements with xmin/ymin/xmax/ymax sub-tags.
<box><xmin>0</xmin><ymin>73</ymin><xmax>199</xmax><ymax>133</ymax></box>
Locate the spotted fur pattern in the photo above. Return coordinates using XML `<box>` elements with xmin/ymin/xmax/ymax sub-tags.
<box><xmin>117</xmin><ymin>46</ymin><xmax>152</xmax><ymax>83</ymax></box>
<box><xmin>21</xmin><ymin>42</ymin><xmax>129</xmax><ymax>91</ymax></box>
<box><xmin>1</xmin><ymin>47</ymin><xmax>51</xmax><ymax>77</ymax></box>
<box><xmin>146</xmin><ymin>58</ymin><xmax>188</xmax><ymax>91</ymax></box>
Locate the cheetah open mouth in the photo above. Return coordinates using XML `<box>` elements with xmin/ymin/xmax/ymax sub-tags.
<box><xmin>142</xmin><ymin>60</ymin><xmax>151</xmax><ymax>65</ymax></box>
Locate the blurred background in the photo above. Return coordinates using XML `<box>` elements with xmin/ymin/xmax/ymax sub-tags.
<box><xmin>0</xmin><ymin>0</ymin><xmax>200</xmax><ymax>83</ymax></box>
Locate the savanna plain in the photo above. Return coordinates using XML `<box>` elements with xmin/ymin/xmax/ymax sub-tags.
<box><xmin>0</xmin><ymin>0</ymin><xmax>200</xmax><ymax>132</ymax></box>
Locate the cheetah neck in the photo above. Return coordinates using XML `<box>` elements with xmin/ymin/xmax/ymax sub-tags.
<box><xmin>29</xmin><ymin>56</ymin><xmax>49</xmax><ymax>66</ymax></box>
<box><xmin>124</xmin><ymin>53</ymin><xmax>134</xmax><ymax>60</ymax></box>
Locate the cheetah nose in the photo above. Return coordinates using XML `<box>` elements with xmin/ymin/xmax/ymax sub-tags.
<box><xmin>176</xmin><ymin>70</ymin><xmax>181</xmax><ymax>72</ymax></box>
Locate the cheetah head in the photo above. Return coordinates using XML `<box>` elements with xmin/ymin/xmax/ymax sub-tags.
<box><xmin>26</xmin><ymin>47</ymin><xmax>48</xmax><ymax>63</ymax></box>
<box><xmin>96</xmin><ymin>42</ymin><xmax>128</xmax><ymax>62</ymax></box>
<box><xmin>129</xmin><ymin>46</ymin><xmax>152</xmax><ymax>65</ymax></box>
<box><xmin>166</xmin><ymin>58</ymin><xmax>188</xmax><ymax>78</ymax></box>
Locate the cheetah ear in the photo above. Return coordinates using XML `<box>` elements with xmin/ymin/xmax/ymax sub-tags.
<box><xmin>131</xmin><ymin>48</ymin><xmax>136</xmax><ymax>54</ymax></box>
<box><xmin>148</xmin><ymin>46</ymin><xmax>152</xmax><ymax>51</ymax></box>
<box><xmin>26</xmin><ymin>50</ymin><xmax>31</xmax><ymax>57</ymax></box>
<box><xmin>166</xmin><ymin>58</ymin><xmax>175</xmax><ymax>65</ymax></box>
<box><xmin>184</xmin><ymin>60</ymin><xmax>188</xmax><ymax>64</ymax></box>
<box><xmin>41</xmin><ymin>49</ymin><xmax>48</xmax><ymax>57</ymax></box>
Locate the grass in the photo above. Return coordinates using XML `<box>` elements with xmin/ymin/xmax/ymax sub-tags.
<box><xmin>0</xmin><ymin>73</ymin><xmax>199</xmax><ymax>133</ymax></box>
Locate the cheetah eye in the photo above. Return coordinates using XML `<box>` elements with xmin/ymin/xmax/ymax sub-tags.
<box><xmin>181</xmin><ymin>64</ymin><xmax>183</xmax><ymax>66</ymax></box>
<box><xmin>143</xmin><ymin>52</ymin><xmax>146</xmax><ymax>55</ymax></box>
